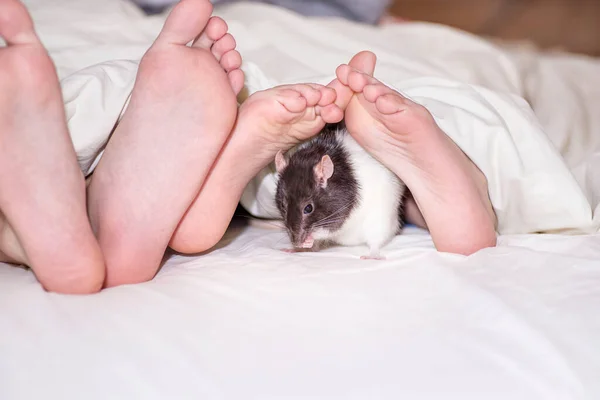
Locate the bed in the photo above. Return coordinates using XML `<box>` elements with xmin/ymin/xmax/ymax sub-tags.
<box><xmin>1</xmin><ymin>0</ymin><xmax>599</xmax><ymax>399</ymax></box>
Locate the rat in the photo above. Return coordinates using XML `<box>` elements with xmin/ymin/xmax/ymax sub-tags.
<box><xmin>274</xmin><ymin>121</ymin><xmax>406</xmax><ymax>259</ymax></box>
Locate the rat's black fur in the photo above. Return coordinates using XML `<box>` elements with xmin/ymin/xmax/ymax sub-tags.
<box><xmin>275</xmin><ymin>122</ymin><xmax>359</xmax><ymax>247</ymax></box>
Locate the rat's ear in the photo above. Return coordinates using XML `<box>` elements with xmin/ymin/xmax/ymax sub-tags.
<box><xmin>314</xmin><ymin>155</ymin><xmax>334</xmax><ymax>188</ymax></box>
<box><xmin>275</xmin><ymin>150</ymin><xmax>288</xmax><ymax>173</ymax></box>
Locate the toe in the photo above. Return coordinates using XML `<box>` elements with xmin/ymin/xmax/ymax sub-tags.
<box><xmin>318</xmin><ymin>104</ymin><xmax>344</xmax><ymax>123</ymax></box>
<box><xmin>289</xmin><ymin>85</ymin><xmax>322</xmax><ymax>107</ymax></box>
<box><xmin>335</xmin><ymin>64</ymin><xmax>352</xmax><ymax>85</ymax></box>
<box><xmin>348</xmin><ymin>70</ymin><xmax>377</xmax><ymax>93</ymax></box>
<box><xmin>327</xmin><ymin>77</ymin><xmax>353</xmax><ymax>110</ymax></box>
<box><xmin>228</xmin><ymin>69</ymin><xmax>245</xmax><ymax>95</ymax></box>
<box><xmin>332</xmin><ymin>50</ymin><xmax>377</xmax><ymax>108</ymax></box>
<box><xmin>220</xmin><ymin>50</ymin><xmax>242</xmax><ymax>72</ymax></box>
<box><xmin>363</xmin><ymin>83</ymin><xmax>394</xmax><ymax>103</ymax></box>
<box><xmin>347</xmin><ymin>51</ymin><xmax>377</xmax><ymax>75</ymax></box>
<box><xmin>374</xmin><ymin>93</ymin><xmax>406</xmax><ymax>115</ymax></box>
<box><xmin>0</xmin><ymin>0</ymin><xmax>38</xmax><ymax>45</ymax></box>
<box><xmin>193</xmin><ymin>16</ymin><xmax>228</xmax><ymax>49</ymax></box>
<box><xmin>347</xmin><ymin>71</ymin><xmax>368</xmax><ymax>92</ymax></box>
<box><xmin>277</xmin><ymin>89</ymin><xmax>308</xmax><ymax>113</ymax></box>
<box><xmin>211</xmin><ymin>33</ymin><xmax>236</xmax><ymax>61</ymax></box>
<box><xmin>315</xmin><ymin>86</ymin><xmax>337</xmax><ymax>107</ymax></box>
<box><xmin>156</xmin><ymin>0</ymin><xmax>213</xmax><ymax>46</ymax></box>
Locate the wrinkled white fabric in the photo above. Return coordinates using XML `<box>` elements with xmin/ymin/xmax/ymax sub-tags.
<box><xmin>25</xmin><ymin>0</ymin><xmax>598</xmax><ymax>234</ymax></box>
<box><xmin>1</xmin><ymin>1</ymin><xmax>600</xmax><ymax>399</ymax></box>
<box><xmin>2</xmin><ymin>223</ymin><xmax>600</xmax><ymax>400</ymax></box>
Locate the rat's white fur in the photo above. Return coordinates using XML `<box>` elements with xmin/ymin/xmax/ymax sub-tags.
<box><xmin>321</xmin><ymin>129</ymin><xmax>406</xmax><ymax>258</ymax></box>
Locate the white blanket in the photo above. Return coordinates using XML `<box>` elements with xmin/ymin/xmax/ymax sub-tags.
<box><xmin>1</xmin><ymin>0</ymin><xmax>600</xmax><ymax>399</ymax></box>
<box><xmin>33</xmin><ymin>0</ymin><xmax>599</xmax><ymax>235</ymax></box>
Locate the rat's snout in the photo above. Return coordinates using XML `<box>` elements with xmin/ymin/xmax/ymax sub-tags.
<box><xmin>285</xmin><ymin>209</ymin><xmax>314</xmax><ymax>249</ymax></box>
<box><xmin>289</xmin><ymin>226</ymin><xmax>313</xmax><ymax>249</ymax></box>
<box><xmin>290</xmin><ymin>231</ymin><xmax>307</xmax><ymax>248</ymax></box>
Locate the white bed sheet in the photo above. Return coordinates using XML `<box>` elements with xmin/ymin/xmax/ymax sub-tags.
<box><xmin>2</xmin><ymin>224</ymin><xmax>600</xmax><ymax>399</ymax></box>
<box><xmin>1</xmin><ymin>0</ymin><xmax>600</xmax><ymax>399</ymax></box>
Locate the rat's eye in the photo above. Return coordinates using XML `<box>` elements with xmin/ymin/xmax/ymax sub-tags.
<box><xmin>303</xmin><ymin>204</ymin><xmax>314</xmax><ymax>214</ymax></box>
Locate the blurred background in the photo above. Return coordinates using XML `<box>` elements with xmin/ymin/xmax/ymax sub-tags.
<box><xmin>136</xmin><ymin>0</ymin><xmax>600</xmax><ymax>56</ymax></box>
<box><xmin>389</xmin><ymin>0</ymin><xmax>600</xmax><ymax>56</ymax></box>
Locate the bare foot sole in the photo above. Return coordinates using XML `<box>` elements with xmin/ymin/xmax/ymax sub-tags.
<box><xmin>0</xmin><ymin>0</ymin><xmax>104</xmax><ymax>293</ymax></box>
<box><xmin>87</xmin><ymin>0</ymin><xmax>243</xmax><ymax>287</ymax></box>
<box><xmin>169</xmin><ymin>83</ymin><xmax>344</xmax><ymax>253</ymax></box>
<box><xmin>336</xmin><ymin>59</ymin><xmax>497</xmax><ymax>255</ymax></box>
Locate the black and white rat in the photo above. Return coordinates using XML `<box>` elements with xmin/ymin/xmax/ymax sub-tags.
<box><xmin>274</xmin><ymin>122</ymin><xmax>406</xmax><ymax>259</ymax></box>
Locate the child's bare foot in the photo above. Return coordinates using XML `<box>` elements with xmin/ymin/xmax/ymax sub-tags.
<box><xmin>169</xmin><ymin>84</ymin><xmax>344</xmax><ymax>253</ymax></box>
<box><xmin>0</xmin><ymin>0</ymin><xmax>104</xmax><ymax>293</ymax></box>
<box><xmin>87</xmin><ymin>0</ymin><xmax>242</xmax><ymax>287</ymax></box>
<box><xmin>336</xmin><ymin>57</ymin><xmax>497</xmax><ymax>255</ymax></box>
<box><xmin>231</xmin><ymin>84</ymin><xmax>344</xmax><ymax>157</ymax></box>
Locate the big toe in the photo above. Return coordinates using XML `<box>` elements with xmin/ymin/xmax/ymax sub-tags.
<box><xmin>329</xmin><ymin>51</ymin><xmax>377</xmax><ymax>110</ymax></box>
<box><xmin>347</xmin><ymin>70</ymin><xmax>375</xmax><ymax>93</ymax></box>
<box><xmin>156</xmin><ymin>0</ymin><xmax>213</xmax><ymax>45</ymax></box>
<box><xmin>0</xmin><ymin>0</ymin><xmax>38</xmax><ymax>45</ymax></box>
<box><xmin>347</xmin><ymin>50</ymin><xmax>377</xmax><ymax>75</ymax></box>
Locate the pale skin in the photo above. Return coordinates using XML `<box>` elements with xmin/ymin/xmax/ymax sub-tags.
<box><xmin>334</xmin><ymin>58</ymin><xmax>498</xmax><ymax>254</ymax></box>
<box><xmin>0</xmin><ymin>0</ymin><xmax>496</xmax><ymax>294</ymax></box>
<box><xmin>0</xmin><ymin>0</ymin><xmax>105</xmax><ymax>293</ymax></box>
<box><xmin>170</xmin><ymin>51</ymin><xmax>497</xmax><ymax>257</ymax></box>
<box><xmin>86</xmin><ymin>0</ymin><xmax>245</xmax><ymax>287</ymax></box>
<box><xmin>0</xmin><ymin>0</ymin><xmax>247</xmax><ymax>292</ymax></box>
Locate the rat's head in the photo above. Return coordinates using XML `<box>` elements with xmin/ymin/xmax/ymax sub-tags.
<box><xmin>274</xmin><ymin>145</ymin><xmax>358</xmax><ymax>249</ymax></box>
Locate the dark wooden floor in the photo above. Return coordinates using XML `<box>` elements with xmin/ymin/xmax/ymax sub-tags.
<box><xmin>390</xmin><ymin>0</ymin><xmax>600</xmax><ymax>56</ymax></box>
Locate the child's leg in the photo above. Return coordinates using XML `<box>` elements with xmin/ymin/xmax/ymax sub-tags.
<box><xmin>0</xmin><ymin>0</ymin><xmax>105</xmax><ymax>293</ymax></box>
<box><xmin>336</xmin><ymin>55</ymin><xmax>497</xmax><ymax>255</ymax></box>
<box><xmin>167</xmin><ymin>52</ymin><xmax>377</xmax><ymax>254</ymax></box>
<box><xmin>87</xmin><ymin>0</ymin><xmax>244</xmax><ymax>287</ymax></box>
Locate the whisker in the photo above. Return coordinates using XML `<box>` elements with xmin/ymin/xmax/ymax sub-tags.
<box><xmin>312</xmin><ymin>218</ymin><xmax>346</xmax><ymax>228</ymax></box>
<box><xmin>313</xmin><ymin>220</ymin><xmax>343</xmax><ymax>229</ymax></box>
<box><xmin>274</xmin><ymin>235</ymin><xmax>289</xmax><ymax>246</ymax></box>
<box><xmin>311</xmin><ymin>201</ymin><xmax>354</xmax><ymax>226</ymax></box>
